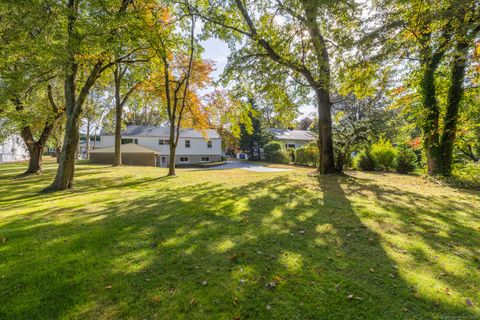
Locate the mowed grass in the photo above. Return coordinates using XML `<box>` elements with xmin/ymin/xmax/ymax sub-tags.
<box><xmin>0</xmin><ymin>159</ymin><xmax>479</xmax><ymax>319</ymax></box>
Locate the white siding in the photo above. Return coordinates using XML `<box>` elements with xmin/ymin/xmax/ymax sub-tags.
<box><xmin>278</xmin><ymin>139</ymin><xmax>315</xmax><ymax>149</ymax></box>
<box><xmin>99</xmin><ymin>135</ymin><xmax>222</xmax><ymax>156</ymax></box>
<box><xmin>0</xmin><ymin>135</ymin><xmax>29</xmax><ymax>164</ymax></box>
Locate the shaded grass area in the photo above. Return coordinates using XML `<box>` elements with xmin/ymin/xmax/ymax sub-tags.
<box><xmin>0</xmin><ymin>160</ymin><xmax>479</xmax><ymax>319</ymax></box>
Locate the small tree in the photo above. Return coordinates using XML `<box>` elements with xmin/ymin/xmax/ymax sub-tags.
<box><xmin>263</xmin><ymin>141</ymin><xmax>282</xmax><ymax>162</ymax></box>
<box><xmin>239</xmin><ymin>100</ymin><xmax>271</xmax><ymax>160</ymax></box>
<box><xmin>370</xmin><ymin>138</ymin><xmax>397</xmax><ymax>171</ymax></box>
<box><xmin>396</xmin><ymin>147</ymin><xmax>418</xmax><ymax>174</ymax></box>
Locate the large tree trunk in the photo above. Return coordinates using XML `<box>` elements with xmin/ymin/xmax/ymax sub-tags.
<box><xmin>26</xmin><ymin>144</ymin><xmax>43</xmax><ymax>175</ymax></box>
<box><xmin>113</xmin><ymin>63</ymin><xmax>123</xmax><ymax>166</ymax></box>
<box><xmin>19</xmin><ymin>127</ymin><xmax>43</xmax><ymax>175</ymax></box>
<box><xmin>315</xmin><ymin>88</ymin><xmax>337</xmax><ymax>174</ymax></box>
<box><xmin>168</xmin><ymin>126</ymin><xmax>176</xmax><ymax>176</ymax></box>
<box><xmin>113</xmin><ymin>100</ymin><xmax>123</xmax><ymax>167</ymax></box>
<box><xmin>420</xmin><ymin>61</ymin><xmax>443</xmax><ymax>175</ymax></box>
<box><xmin>48</xmin><ymin>111</ymin><xmax>81</xmax><ymax>190</ymax></box>
<box><xmin>302</xmin><ymin>1</ymin><xmax>337</xmax><ymax>174</ymax></box>
<box><xmin>440</xmin><ymin>41</ymin><xmax>469</xmax><ymax>176</ymax></box>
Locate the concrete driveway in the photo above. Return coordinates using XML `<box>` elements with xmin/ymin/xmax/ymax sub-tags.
<box><xmin>205</xmin><ymin>160</ymin><xmax>292</xmax><ymax>172</ymax></box>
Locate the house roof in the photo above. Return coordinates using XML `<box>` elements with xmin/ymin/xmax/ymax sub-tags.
<box><xmin>102</xmin><ymin>125</ymin><xmax>220</xmax><ymax>139</ymax></box>
<box><xmin>269</xmin><ymin>128</ymin><xmax>317</xmax><ymax>141</ymax></box>
<box><xmin>90</xmin><ymin>143</ymin><xmax>160</xmax><ymax>155</ymax></box>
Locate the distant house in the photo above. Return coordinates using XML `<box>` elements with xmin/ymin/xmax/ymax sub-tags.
<box><xmin>0</xmin><ymin>135</ymin><xmax>29</xmax><ymax>164</ymax></box>
<box><xmin>95</xmin><ymin>125</ymin><xmax>222</xmax><ymax>167</ymax></box>
<box><xmin>269</xmin><ymin>128</ymin><xmax>317</xmax><ymax>149</ymax></box>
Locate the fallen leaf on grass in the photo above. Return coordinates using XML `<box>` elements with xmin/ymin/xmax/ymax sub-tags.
<box><xmin>369</xmin><ymin>268</ymin><xmax>375</xmax><ymax>273</ymax></box>
<box><xmin>190</xmin><ymin>298</ymin><xmax>197</xmax><ymax>305</ymax></box>
<box><xmin>151</xmin><ymin>296</ymin><xmax>161</xmax><ymax>303</ymax></box>
<box><xmin>466</xmin><ymin>299</ymin><xmax>474</xmax><ymax>307</ymax></box>
<box><xmin>105</xmin><ymin>285</ymin><xmax>112</xmax><ymax>289</ymax></box>
<box><xmin>347</xmin><ymin>294</ymin><xmax>363</xmax><ymax>300</ymax></box>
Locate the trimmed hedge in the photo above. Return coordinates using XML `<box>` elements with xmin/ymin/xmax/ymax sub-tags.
<box><xmin>264</xmin><ymin>141</ymin><xmax>282</xmax><ymax>162</ymax></box>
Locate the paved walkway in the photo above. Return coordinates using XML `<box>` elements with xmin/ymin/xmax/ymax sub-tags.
<box><xmin>205</xmin><ymin>160</ymin><xmax>292</xmax><ymax>172</ymax></box>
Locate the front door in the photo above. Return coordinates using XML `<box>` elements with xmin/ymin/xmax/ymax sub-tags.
<box><xmin>160</xmin><ymin>156</ymin><xmax>167</xmax><ymax>168</ymax></box>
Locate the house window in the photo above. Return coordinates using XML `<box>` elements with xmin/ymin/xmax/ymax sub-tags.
<box><xmin>185</xmin><ymin>140</ymin><xmax>190</xmax><ymax>148</ymax></box>
<box><xmin>201</xmin><ymin>156</ymin><xmax>210</xmax><ymax>162</ymax></box>
<box><xmin>159</xmin><ymin>139</ymin><xmax>170</xmax><ymax>145</ymax></box>
<box><xmin>286</xmin><ymin>144</ymin><xmax>296</xmax><ymax>149</ymax></box>
<box><xmin>179</xmin><ymin>157</ymin><xmax>189</xmax><ymax>163</ymax></box>
<box><xmin>121</xmin><ymin>138</ymin><xmax>138</xmax><ymax>144</ymax></box>
<box><xmin>207</xmin><ymin>140</ymin><xmax>212</xmax><ymax>148</ymax></box>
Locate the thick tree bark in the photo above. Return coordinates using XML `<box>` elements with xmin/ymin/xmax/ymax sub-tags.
<box><xmin>315</xmin><ymin>87</ymin><xmax>337</xmax><ymax>174</ymax></box>
<box><xmin>168</xmin><ymin>126</ymin><xmax>176</xmax><ymax>176</ymax></box>
<box><xmin>19</xmin><ymin>127</ymin><xmax>44</xmax><ymax>175</ymax></box>
<box><xmin>168</xmin><ymin>143</ymin><xmax>176</xmax><ymax>176</ymax></box>
<box><xmin>49</xmin><ymin>111</ymin><xmax>81</xmax><ymax>190</ymax></box>
<box><xmin>440</xmin><ymin>41</ymin><xmax>469</xmax><ymax>176</ymax></box>
<box><xmin>420</xmin><ymin>58</ymin><xmax>443</xmax><ymax>175</ymax></box>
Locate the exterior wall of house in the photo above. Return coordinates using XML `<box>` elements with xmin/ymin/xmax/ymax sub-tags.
<box><xmin>276</xmin><ymin>139</ymin><xmax>315</xmax><ymax>149</ymax></box>
<box><xmin>99</xmin><ymin>135</ymin><xmax>222</xmax><ymax>161</ymax></box>
<box><xmin>0</xmin><ymin>135</ymin><xmax>29</xmax><ymax>164</ymax></box>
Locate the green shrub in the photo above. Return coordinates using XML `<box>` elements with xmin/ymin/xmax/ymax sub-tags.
<box><xmin>295</xmin><ymin>147</ymin><xmax>306</xmax><ymax>165</ymax></box>
<box><xmin>395</xmin><ymin>148</ymin><xmax>417</xmax><ymax>174</ymax></box>
<box><xmin>271</xmin><ymin>150</ymin><xmax>290</xmax><ymax>164</ymax></box>
<box><xmin>370</xmin><ymin>138</ymin><xmax>397</xmax><ymax>171</ymax></box>
<box><xmin>287</xmin><ymin>148</ymin><xmax>295</xmax><ymax>162</ymax></box>
<box><xmin>263</xmin><ymin>141</ymin><xmax>282</xmax><ymax>162</ymax></box>
<box><xmin>446</xmin><ymin>162</ymin><xmax>480</xmax><ymax>190</ymax></box>
<box><xmin>295</xmin><ymin>142</ymin><xmax>319</xmax><ymax>166</ymax></box>
<box><xmin>354</xmin><ymin>149</ymin><xmax>375</xmax><ymax>171</ymax></box>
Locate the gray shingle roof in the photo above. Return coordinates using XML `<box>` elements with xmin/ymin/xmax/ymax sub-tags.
<box><xmin>269</xmin><ymin>128</ymin><xmax>317</xmax><ymax>141</ymax></box>
<box><xmin>103</xmin><ymin>125</ymin><xmax>220</xmax><ymax>139</ymax></box>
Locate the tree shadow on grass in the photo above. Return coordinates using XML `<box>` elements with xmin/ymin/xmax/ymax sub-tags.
<box><xmin>0</xmin><ymin>172</ymin><xmax>478</xmax><ymax>319</ymax></box>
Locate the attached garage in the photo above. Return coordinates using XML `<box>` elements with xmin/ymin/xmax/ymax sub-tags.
<box><xmin>90</xmin><ymin>143</ymin><xmax>160</xmax><ymax>167</ymax></box>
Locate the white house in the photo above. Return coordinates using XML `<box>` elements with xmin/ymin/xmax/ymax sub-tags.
<box><xmin>269</xmin><ymin>128</ymin><xmax>317</xmax><ymax>149</ymax></box>
<box><xmin>97</xmin><ymin>125</ymin><xmax>222</xmax><ymax>167</ymax></box>
<box><xmin>0</xmin><ymin>135</ymin><xmax>29</xmax><ymax>164</ymax></box>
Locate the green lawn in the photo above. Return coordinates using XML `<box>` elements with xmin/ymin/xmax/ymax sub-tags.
<box><xmin>1</xmin><ymin>159</ymin><xmax>479</xmax><ymax>319</ymax></box>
